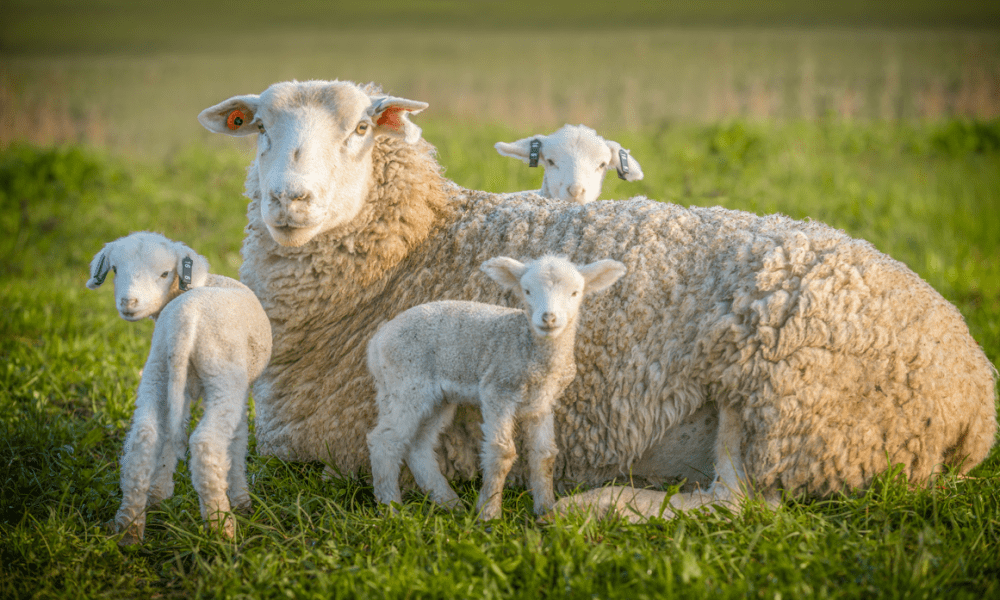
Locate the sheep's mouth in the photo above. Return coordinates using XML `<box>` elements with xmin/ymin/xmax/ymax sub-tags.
<box><xmin>265</xmin><ymin>221</ymin><xmax>323</xmax><ymax>247</ymax></box>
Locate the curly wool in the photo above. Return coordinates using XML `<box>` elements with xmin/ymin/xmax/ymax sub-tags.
<box><xmin>239</xmin><ymin>128</ymin><xmax>997</xmax><ymax>499</ymax></box>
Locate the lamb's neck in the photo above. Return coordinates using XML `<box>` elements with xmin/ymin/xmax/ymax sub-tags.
<box><xmin>528</xmin><ymin>323</ymin><xmax>578</xmax><ymax>371</ymax></box>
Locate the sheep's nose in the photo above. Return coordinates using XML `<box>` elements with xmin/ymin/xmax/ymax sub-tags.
<box><xmin>541</xmin><ymin>312</ymin><xmax>557</xmax><ymax>327</ymax></box>
<box><xmin>271</xmin><ymin>190</ymin><xmax>313</xmax><ymax>206</ymax></box>
<box><xmin>120</xmin><ymin>297</ymin><xmax>139</xmax><ymax>309</ymax></box>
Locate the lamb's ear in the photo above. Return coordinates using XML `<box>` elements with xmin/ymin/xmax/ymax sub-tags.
<box><xmin>173</xmin><ymin>242</ymin><xmax>210</xmax><ymax>290</ymax></box>
<box><xmin>368</xmin><ymin>96</ymin><xmax>428</xmax><ymax>144</ymax></box>
<box><xmin>606</xmin><ymin>141</ymin><xmax>643</xmax><ymax>182</ymax></box>
<box><xmin>579</xmin><ymin>259</ymin><xmax>627</xmax><ymax>295</ymax></box>
<box><xmin>494</xmin><ymin>136</ymin><xmax>545</xmax><ymax>166</ymax></box>
<box><xmin>86</xmin><ymin>244</ymin><xmax>113</xmax><ymax>290</ymax></box>
<box><xmin>481</xmin><ymin>257</ymin><xmax>528</xmax><ymax>291</ymax></box>
<box><xmin>198</xmin><ymin>94</ymin><xmax>262</xmax><ymax>137</ymax></box>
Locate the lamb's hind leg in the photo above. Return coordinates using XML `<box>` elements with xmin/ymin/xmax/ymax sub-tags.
<box><xmin>226</xmin><ymin>397</ymin><xmax>252</xmax><ymax>514</ymax></box>
<box><xmin>406</xmin><ymin>402</ymin><xmax>461</xmax><ymax>508</ymax></box>
<box><xmin>188</xmin><ymin>372</ymin><xmax>244</xmax><ymax>539</ymax></box>
<box><xmin>367</xmin><ymin>390</ymin><xmax>429</xmax><ymax>508</ymax></box>
<box><xmin>114</xmin><ymin>395</ymin><xmax>163</xmax><ymax>544</ymax></box>
<box><xmin>552</xmin><ymin>403</ymin><xmax>751</xmax><ymax>522</ymax></box>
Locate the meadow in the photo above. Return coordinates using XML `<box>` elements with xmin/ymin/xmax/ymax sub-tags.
<box><xmin>3</xmin><ymin>2</ymin><xmax>1000</xmax><ymax>598</ymax></box>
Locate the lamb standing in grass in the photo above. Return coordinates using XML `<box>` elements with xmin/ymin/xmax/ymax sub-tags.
<box><xmin>86</xmin><ymin>232</ymin><xmax>272</xmax><ymax>543</ymax></box>
<box><xmin>367</xmin><ymin>255</ymin><xmax>626</xmax><ymax>520</ymax></box>
<box><xmin>494</xmin><ymin>124</ymin><xmax>644</xmax><ymax>204</ymax></box>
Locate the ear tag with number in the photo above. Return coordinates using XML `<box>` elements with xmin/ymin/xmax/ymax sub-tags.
<box><xmin>180</xmin><ymin>257</ymin><xmax>193</xmax><ymax>290</ymax></box>
<box><xmin>529</xmin><ymin>139</ymin><xmax>541</xmax><ymax>167</ymax></box>
<box><xmin>617</xmin><ymin>149</ymin><xmax>630</xmax><ymax>180</ymax></box>
<box><xmin>227</xmin><ymin>109</ymin><xmax>246</xmax><ymax>131</ymax></box>
<box><xmin>92</xmin><ymin>254</ymin><xmax>109</xmax><ymax>286</ymax></box>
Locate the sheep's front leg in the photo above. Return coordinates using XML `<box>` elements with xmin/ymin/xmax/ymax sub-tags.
<box><xmin>522</xmin><ymin>409</ymin><xmax>558</xmax><ymax>515</ymax></box>
<box><xmin>406</xmin><ymin>402</ymin><xmax>461</xmax><ymax>508</ymax></box>
<box><xmin>476</xmin><ymin>399</ymin><xmax>518</xmax><ymax>521</ymax></box>
<box><xmin>189</xmin><ymin>374</ymin><xmax>244</xmax><ymax>539</ymax></box>
<box><xmin>226</xmin><ymin>396</ymin><xmax>252</xmax><ymax>514</ymax></box>
<box><xmin>114</xmin><ymin>399</ymin><xmax>163</xmax><ymax>545</ymax></box>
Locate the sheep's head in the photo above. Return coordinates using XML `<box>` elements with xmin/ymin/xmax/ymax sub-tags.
<box><xmin>198</xmin><ymin>80</ymin><xmax>427</xmax><ymax>247</ymax></box>
<box><xmin>481</xmin><ymin>255</ymin><xmax>626</xmax><ymax>338</ymax></box>
<box><xmin>494</xmin><ymin>125</ymin><xmax>644</xmax><ymax>204</ymax></box>
<box><xmin>86</xmin><ymin>232</ymin><xmax>209</xmax><ymax>321</ymax></box>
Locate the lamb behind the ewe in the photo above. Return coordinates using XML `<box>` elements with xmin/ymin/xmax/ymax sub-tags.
<box><xmin>367</xmin><ymin>255</ymin><xmax>626</xmax><ymax>520</ymax></box>
<box><xmin>87</xmin><ymin>232</ymin><xmax>272</xmax><ymax>543</ymax></box>
<box><xmin>495</xmin><ymin>124</ymin><xmax>644</xmax><ymax>204</ymax></box>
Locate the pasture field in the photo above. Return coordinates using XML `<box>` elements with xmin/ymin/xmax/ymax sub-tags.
<box><xmin>1</xmin><ymin>119</ymin><xmax>999</xmax><ymax>598</ymax></box>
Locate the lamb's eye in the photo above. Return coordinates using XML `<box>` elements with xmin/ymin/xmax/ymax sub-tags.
<box><xmin>160</xmin><ymin>271</ymin><xmax>170</xmax><ymax>279</ymax></box>
<box><xmin>111</xmin><ymin>266</ymin><xmax>117</xmax><ymax>274</ymax></box>
<box><xmin>572</xmin><ymin>291</ymin><xmax>579</xmax><ymax>297</ymax></box>
<box><xmin>355</xmin><ymin>122</ymin><xmax>370</xmax><ymax>135</ymax></box>
<box><xmin>525</xmin><ymin>290</ymin><xmax>531</xmax><ymax>296</ymax></box>
<box><xmin>546</xmin><ymin>159</ymin><xmax>555</xmax><ymax>167</ymax></box>
<box><xmin>598</xmin><ymin>162</ymin><xmax>607</xmax><ymax>170</ymax></box>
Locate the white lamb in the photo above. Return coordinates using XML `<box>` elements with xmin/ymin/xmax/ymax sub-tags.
<box><xmin>86</xmin><ymin>232</ymin><xmax>272</xmax><ymax>544</ymax></box>
<box><xmin>367</xmin><ymin>255</ymin><xmax>626</xmax><ymax>520</ymax></box>
<box><xmin>494</xmin><ymin>124</ymin><xmax>644</xmax><ymax>204</ymax></box>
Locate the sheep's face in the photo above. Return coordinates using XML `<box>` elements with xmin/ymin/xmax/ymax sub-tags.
<box><xmin>481</xmin><ymin>255</ymin><xmax>628</xmax><ymax>339</ymax></box>
<box><xmin>87</xmin><ymin>232</ymin><xmax>210</xmax><ymax>322</ymax></box>
<box><xmin>495</xmin><ymin>125</ymin><xmax>644</xmax><ymax>204</ymax></box>
<box><xmin>199</xmin><ymin>80</ymin><xmax>427</xmax><ymax>247</ymax></box>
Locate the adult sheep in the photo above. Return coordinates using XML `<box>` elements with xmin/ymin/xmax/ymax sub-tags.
<box><xmin>198</xmin><ymin>79</ymin><xmax>997</xmax><ymax>521</ymax></box>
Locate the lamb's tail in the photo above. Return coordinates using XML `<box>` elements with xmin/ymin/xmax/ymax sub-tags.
<box><xmin>165</xmin><ymin>313</ymin><xmax>199</xmax><ymax>443</ymax></box>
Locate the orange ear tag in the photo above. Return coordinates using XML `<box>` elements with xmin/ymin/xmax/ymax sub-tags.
<box><xmin>227</xmin><ymin>109</ymin><xmax>246</xmax><ymax>130</ymax></box>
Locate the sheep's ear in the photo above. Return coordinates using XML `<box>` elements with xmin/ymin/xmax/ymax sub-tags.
<box><xmin>86</xmin><ymin>244</ymin><xmax>112</xmax><ymax>290</ymax></box>
<box><xmin>494</xmin><ymin>136</ymin><xmax>545</xmax><ymax>166</ymax></box>
<box><xmin>606</xmin><ymin>141</ymin><xmax>644</xmax><ymax>182</ymax></box>
<box><xmin>198</xmin><ymin>94</ymin><xmax>262</xmax><ymax>137</ymax></box>
<box><xmin>481</xmin><ymin>256</ymin><xmax>528</xmax><ymax>291</ymax></box>
<box><xmin>173</xmin><ymin>242</ymin><xmax>210</xmax><ymax>290</ymax></box>
<box><xmin>579</xmin><ymin>259</ymin><xmax>627</xmax><ymax>295</ymax></box>
<box><xmin>368</xmin><ymin>96</ymin><xmax>428</xmax><ymax>144</ymax></box>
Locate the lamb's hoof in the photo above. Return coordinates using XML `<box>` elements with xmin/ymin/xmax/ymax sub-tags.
<box><xmin>436</xmin><ymin>496</ymin><xmax>463</xmax><ymax>512</ymax></box>
<box><xmin>110</xmin><ymin>520</ymin><xmax>144</xmax><ymax>546</ymax></box>
<box><xmin>232</xmin><ymin>500</ymin><xmax>254</xmax><ymax>517</ymax></box>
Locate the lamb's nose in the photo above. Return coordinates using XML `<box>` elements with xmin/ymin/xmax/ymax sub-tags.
<box><xmin>120</xmin><ymin>297</ymin><xmax>139</xmax><ymax>309</ymax></box>
<box><xmin>568</xmin><ymin>184</ymin><xmax>584</xmax><ymax>199</ymax></box>
<box><xmin>541</xmin><ymin>312</ymin><xmax>557</xmax><ymax>327</ymax></box>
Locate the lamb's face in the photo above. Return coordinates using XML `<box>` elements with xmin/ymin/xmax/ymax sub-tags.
<box><xmin>537</xmin><ymin>126</ymin><xmax>614</xmax><ymax>205</ymax></box>
<box><xmin>494</xmin><ymin>124</ymin><xmax>644</xmax><ymax>204</ymax></box>
<box><xmin>198</xmin><ymin>80</ymin><xmax>428</xmax><ymax>247</ymax></box>
<box><xmin>107</xmin><ymin>238</ymin><xmax>179</xmax><ymax>321</ymax></box>
<box><xmin>518</xmin><ymin>257</ymin><xmax>587</xmax><ymax>339</ymax></box>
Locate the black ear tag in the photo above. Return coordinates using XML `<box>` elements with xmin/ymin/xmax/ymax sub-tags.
<box><xmin>92</xmin><ymin>254</ymin><xmax>109</xmax><ymax>285</ymax></box>
<box><xmin>529</xmin><ymin>139</ymin><xmax>541</xmax><ymax>167</ymax></box>
<box><xmin>617</xmin><ymin>148</ymin><xmax>630</xmax><ymax>180</ymax></box>
<box><xmin>180</xmin><ymin>257</ymin><xmax>193</xmax><ymax>290</ymax></box>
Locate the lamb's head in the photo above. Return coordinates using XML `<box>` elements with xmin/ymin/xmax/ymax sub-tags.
<box><xmin>86</xmin><ymin>232</ymin><xmax>209</xmax><ymax>321</ymax></box>
<box><xmin>494</xmin><ymin>124</ymin><xmax>644</xmax><ymax>204</ymax></box>
<box><xmin>481</xmin><ymin>255</ymin><xmax>626</xmax><ymax>338</ymax></box>
<box><xmin>198</xmin><ymin>80</ymin><xmax>428</xmax><ymax>247</ymax></box>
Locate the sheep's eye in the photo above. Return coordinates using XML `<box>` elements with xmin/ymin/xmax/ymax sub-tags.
<box><xmin>160</xmin><ymin>271</ymin><xmax>170</xmax><ymax>279</ymax></box>
<box><xmin>572</xmin><ymin>291</ymin><xmax>579</xmax><ymax>297</ymax></box>
<box><xmin>111</xmin><ymin>266</ymin><xmax>117</xmax><ymax>274</ymax></box>
<box><xmin>355</xmin><ymin>122</ymin><xmax>370</xmax><ymax>135</ymax></box>
<box><xmin>525</xmin><ymin>290</ymin><xmax>531</xmax><ymax>296</ymax></box>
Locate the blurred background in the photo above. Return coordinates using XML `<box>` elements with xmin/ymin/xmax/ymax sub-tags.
<box><xmin>3</xmin><ymin>0</ymin><xmax>999</xmax><ymax>156</ymax></box>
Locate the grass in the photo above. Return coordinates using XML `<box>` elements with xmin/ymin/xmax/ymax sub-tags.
<box><xmin>1</xmin><ymin>118</ymin><xmax>999</xmax><ymax>598</ymax></box>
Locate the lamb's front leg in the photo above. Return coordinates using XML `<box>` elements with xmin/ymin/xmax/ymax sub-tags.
<box><xmin>522</xmin><ymin>409</ymin><xmax>558</xmax><ymax>515</ymax></box>
<box><xmin>476</xmin><ymin>400</ymin><xmax>518</xmax><ymax>521</ymax></box>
